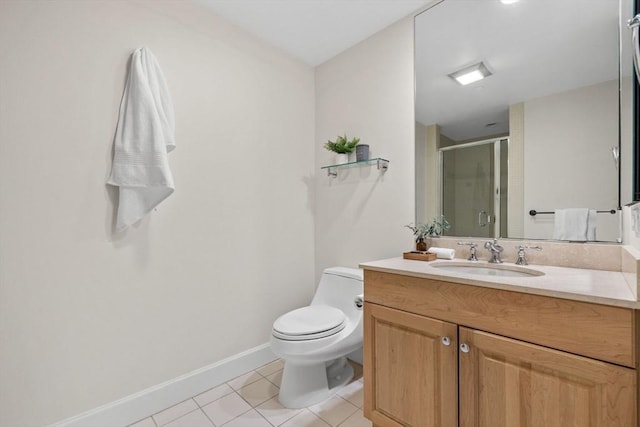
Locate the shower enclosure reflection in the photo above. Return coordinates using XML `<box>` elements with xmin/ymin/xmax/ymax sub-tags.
<box><xmin>441</xmin><ymin>138</ymin><xmax>508</xmax><ymax>238</ymax></box>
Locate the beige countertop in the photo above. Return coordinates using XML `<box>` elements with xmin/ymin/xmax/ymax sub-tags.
<box><xmin>360</xmin><ymin>257</ymin><xmax>640</xmax><ymax>309</ymax></box>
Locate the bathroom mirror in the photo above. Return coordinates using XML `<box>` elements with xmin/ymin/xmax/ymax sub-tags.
<box><xmin>415</xmin><ymin>0</ymin><xmax>635</xmax><ymax>242</ymax></box>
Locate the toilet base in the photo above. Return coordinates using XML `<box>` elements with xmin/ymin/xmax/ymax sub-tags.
<box><xmin>277</xmin><ymin>357</ymin><xmax>354</xmax><ymax>408</ymax></box>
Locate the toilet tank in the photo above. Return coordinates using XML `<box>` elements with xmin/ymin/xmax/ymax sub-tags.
<box><xmin>311</xmin><ymin>267</ymin><xmax>363</xmax><ymax>317</ymax></box>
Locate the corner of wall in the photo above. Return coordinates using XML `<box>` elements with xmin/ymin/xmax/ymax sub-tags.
<box><xmin>313</xmin><ymin>16</ymin><xmax>416</xmax><ymax>279</ymax></box>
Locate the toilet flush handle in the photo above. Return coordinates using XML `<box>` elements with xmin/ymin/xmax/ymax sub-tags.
<box><xmin>354</xmin><ymin>294</ymin><xmax>364</xmax><ymax>310</ymax></box>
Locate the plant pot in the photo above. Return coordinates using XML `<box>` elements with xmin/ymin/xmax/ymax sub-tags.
<box><xmin>416</xmin><ymin>239</ymin><xmax>428</xmax><ymax>252</ymax></box>
<box><xmin>335</xmin><ymin>153</ymin><xmax>349</xmax><ymax>165</ymax></box>
<box><xmin>356</xmin><ymin>144</ymin><xmax>370</xmax><ymax>161</ymax></box>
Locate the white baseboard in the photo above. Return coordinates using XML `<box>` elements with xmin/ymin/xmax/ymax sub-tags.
<box><xmin>49</xmin><ymin>343</ymin><xmax>277</xmax><ymax>427</ymax></box>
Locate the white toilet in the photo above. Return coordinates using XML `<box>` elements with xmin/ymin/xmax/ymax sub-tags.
<box><xmin>270</xmin><ymin>266</ymin><xmax>364</xmax><ymax>408</ymax></box>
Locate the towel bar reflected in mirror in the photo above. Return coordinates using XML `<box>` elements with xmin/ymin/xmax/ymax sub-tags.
<box><xmin>529</xmin><ymin>209</ymin><xmax>618</xmax><ymax>216</ymax></box>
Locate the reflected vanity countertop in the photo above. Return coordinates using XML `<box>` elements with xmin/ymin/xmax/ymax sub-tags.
<box><xmin>359</xmin><ymin>257</ymin><xmax>640</xmax><ymax>309</ymax></box>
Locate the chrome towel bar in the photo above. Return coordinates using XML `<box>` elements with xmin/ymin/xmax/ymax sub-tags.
<box><xmin>529</xmin><ymin>209</ymin><xmax>617</xmax><ymax>216</ymax></box>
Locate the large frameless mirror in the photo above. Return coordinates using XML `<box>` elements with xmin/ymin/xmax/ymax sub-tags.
<box><xmin>415</xmin><ymin>0</ymin><xmax>634</xmax><ymax>242</ymax></box>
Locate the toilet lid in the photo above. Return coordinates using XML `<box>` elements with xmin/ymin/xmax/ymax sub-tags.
<box><xmin>273</xmin><ymin>305</ymin><xmax>346</xmax><ymax>341</ymax></box>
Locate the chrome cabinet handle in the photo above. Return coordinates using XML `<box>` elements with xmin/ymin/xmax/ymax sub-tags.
<box><xmin>441</xmin><ymin>336</ymin><xmax>451</xmax><ymax>346</ymax></box>
<box><xmin>460</xmin><ymin>343</ymin><xmax>470</xmax><ymax>353</ymax></box>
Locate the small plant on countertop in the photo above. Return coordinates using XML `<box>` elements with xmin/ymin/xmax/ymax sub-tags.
<box><xmin>323</xmin><ymin>134</ymin><xmax>360</xmax><ymax>154</ymax></box>
<box><xmin>405</xmin><ymin>223</ymin><xmax>431</xmax><ymax>244</ymax></box>
<box><xmin>405</xmin><ymin>216</ymin><xmax>451</xmax><ymax>242</ymax></box>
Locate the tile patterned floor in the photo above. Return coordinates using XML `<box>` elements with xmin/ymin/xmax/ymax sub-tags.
<box><xmin>128</xmin><ymin>360</ymin><xmax>371</xmax><ymax>427</ymax></box>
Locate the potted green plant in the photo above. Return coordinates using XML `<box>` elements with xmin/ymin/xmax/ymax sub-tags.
<box><xmin>324</xmin><ymin>134</ymin><xmax>360</xmax><ymax>164</ymax></box>
<box><xmin>405</xmin><ymin>216</ymin><xmax>450</xmax><ymax>251</ymax></box>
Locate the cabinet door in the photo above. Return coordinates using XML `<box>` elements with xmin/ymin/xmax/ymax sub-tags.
<box><xmin>364</xmin><ymin>302</ymin><xmax>458</xmax><ymax>427</ymax></box>
<box><xmin>459</xmin><ymin>327</ymin><xmax>636</xmax><ymax>427</ymax></box>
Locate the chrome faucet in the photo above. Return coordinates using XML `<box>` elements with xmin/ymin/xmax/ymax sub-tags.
<box><xmin>484</xmin><ymin>238</ymin><xmax>504</xmax><ymax>263</ymax></box>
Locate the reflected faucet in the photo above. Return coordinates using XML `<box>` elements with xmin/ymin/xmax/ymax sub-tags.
<box><xmin>484</xmin><ymin>238</ymin><xmax>504</xmax><ymax>263</ymax></box>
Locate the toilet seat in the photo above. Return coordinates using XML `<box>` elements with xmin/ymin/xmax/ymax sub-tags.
<box><xmin>273</xmin><ymin>305</ymin><xmax>346</xmax><ymax>341</ymax></box>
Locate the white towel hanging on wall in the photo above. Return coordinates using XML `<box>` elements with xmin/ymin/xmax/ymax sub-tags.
<box><xmin>107</xmin><ymin>47</ymin><xmax>175</xmax><ymax>231</ymax></box>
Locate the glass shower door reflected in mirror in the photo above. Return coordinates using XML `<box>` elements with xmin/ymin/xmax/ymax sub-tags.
<box><xmin>440</xmin><ymin>139</ymin><xmax>508</xmax><ymax>238</ymax></box>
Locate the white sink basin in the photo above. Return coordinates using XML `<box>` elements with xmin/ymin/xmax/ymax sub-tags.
<box><xmin>431</xmin><ymin>262</ymin><xmax>544</xmax><ymax>278</ymax></box>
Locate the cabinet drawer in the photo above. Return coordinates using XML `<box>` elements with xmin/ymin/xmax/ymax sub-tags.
<box><xmin>365</xmin><ymin>270</ymin><xmax>636</xmax><ymax>367</ymax></box>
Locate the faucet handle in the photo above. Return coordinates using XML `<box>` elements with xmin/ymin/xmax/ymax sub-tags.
<box><xmin>457</xmin><ymin>241</ymin><xmax>478</xmax><ymax>261</ymax></box>
<box><xmin>515</xmin><ymin>245</ymin><xmax>542</xmax><ymax>265</ymax></box>
<box><xmin>457</xmin><ymin>241</ymin><xmax>477</xmax><ymax>248</ymax></box>
<box><xmin>516</xmin><ymin>244</ymin><xmax>542</xmax><ymax>251</ymax></box>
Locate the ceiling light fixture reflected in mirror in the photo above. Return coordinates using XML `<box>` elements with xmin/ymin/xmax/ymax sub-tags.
<box><xmin>449</xmin><ymin>62</ymin><xmax>493</xmax><ymax>86</ymax></box>
<box><xmin>500</xmin><ymin>0</ymin><xmax>520</xmax><ymax>4</ymax></box>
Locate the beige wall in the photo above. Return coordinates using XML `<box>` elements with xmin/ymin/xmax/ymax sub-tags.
<box><xmin>523</xmin><ymin>80</ymin><xmax>619</xmax><ymax>241</ymax></box>
<box><xmin>418</xmin><ymin>123</ymin><xmax>441</xmax><ymax>222</ymax></box>
<box><xmin>508</xmin><ymin>103</ymin><xmax>525</xmax><ymax>237</ymax></box>
<box><xmin>314</xmin><ymin>17</ymin><xmax>415</xmax><ymax>277</ymax></box>
<box><xmin>0</xmin><ymin>1</ymin><xmax>315</xmax><ymax>426</ymax></box>
<box><xmin>415</xmin><ymin>121</ymin><xmax>427</xmax><ymax>222</ymax></box>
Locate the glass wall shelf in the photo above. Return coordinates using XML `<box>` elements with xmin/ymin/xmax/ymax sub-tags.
<box><xmin>321</xmin><ymin>158</ymin><xmax>389</xmax><ymax>177</ymax></box>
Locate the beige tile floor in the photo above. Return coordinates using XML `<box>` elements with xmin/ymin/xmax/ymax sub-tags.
<box><xmin>128</xmin><ymin>360</ymin><xmax>371</xmax><ymax>427</ymax></box>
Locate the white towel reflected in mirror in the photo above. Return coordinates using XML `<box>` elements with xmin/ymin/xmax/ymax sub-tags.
<box><xmin>552</xmin><ymin>208</ymin><xmax>597</xmax><ymax>241</ymax></box>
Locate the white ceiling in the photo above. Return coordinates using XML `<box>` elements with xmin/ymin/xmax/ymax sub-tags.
<box><xmin>196</xmin><ymin>0</ymin><xmax>431</xmax><ymax>66</ymax></box>
<box><xmin>415</xmin><ymin>0</ymin><xmax>621</xmax><ymax>141</ymax></box>
<box><xmin>195</xmin><ymin>0</ymin><xmax>624</xmax><ymax>143</ymax></box>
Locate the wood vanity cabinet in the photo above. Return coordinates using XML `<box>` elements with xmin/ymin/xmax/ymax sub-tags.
<box><xmin>363</xmin><ymin>270</ymin><xmax>637</xmax><ymax>427</ymax></box>
<box><xmin>364</xmin><ymin>302</ymin><xmax>458</xmax><ymax>427</ymax></box>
